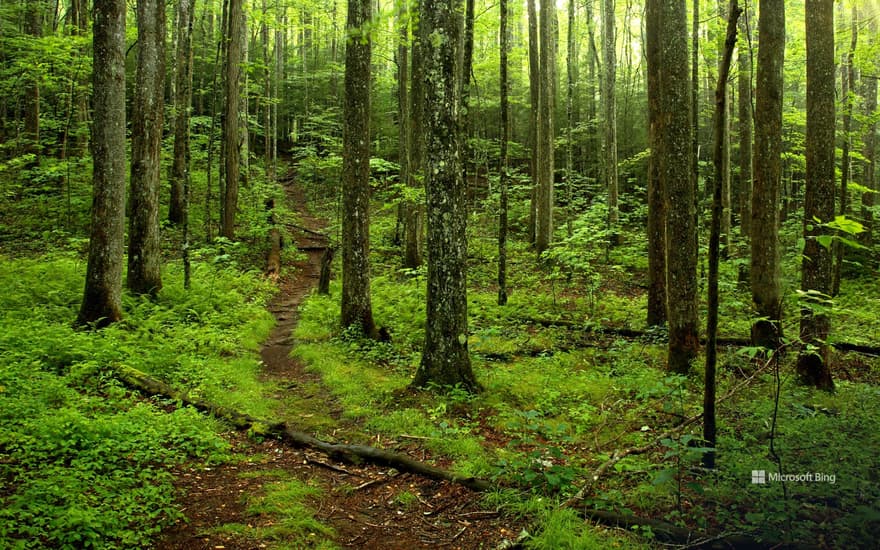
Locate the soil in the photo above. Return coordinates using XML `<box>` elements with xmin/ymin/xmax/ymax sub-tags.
<box><xmin>157</xmin><ymin>175</ymin><xmax>526</xmax><ymax>550</ymax></box>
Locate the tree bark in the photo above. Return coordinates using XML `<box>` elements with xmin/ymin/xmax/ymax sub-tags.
<box><xmin>498</xmin><ymin>0</ymin><xmax>510</xmax><ymax>306</ymax></box>
<box><xmin>411</xmin><ymin>0</ymin><xmax>480</xmax><ymax>393</ymax></box>
<box><xmin>796</xmin><ymin>0</ymin><xmax>835</xmax><ymax>391</ymax></box>
<box><xmin>221</xmin><ymin>0</ymin><xmax>244</xmax><ymax>240</ymax></box>
<box><xmin>859</xmin><ymin>30</ymin><xmax>877</xmax><ymax>247</ymax></box>
<box><xmin>526</xmin><ymin>0</ymin><xmax>539</xmax><ymax>245</ymax></box>
<box><xmin>404</xmin><ymin>0</ymin><xmax>425</xmax><ymax>269</ymax></box>
<box><xmin>601</xmin><ymin>0</ymin><xmax>618</xmax><ymax>244</ymax></box>
<box><xmin>23</xmin><ymin>0</ymin><xmax>42</xmax><ymax>167</ymax></box>
<box><xmin>169</xmin><ymin>0</ymin><xmax>195</xmax><ymax>226</ymax></box>
<box><xmin>340</xmin><ymin>0</ymin><xmax>378</xmax><ymax>339</ymax></box>
<box><xmin>535</xmin><ymin>0</ymin><xmax>556</xmax><ymax>255</ymax></box>
<box><xmin>128</xmin><ymin>0</ymin><xmax>166</xmax><ymax>297</ymax></box>
<box><xmin>77</xmin><ymin>0</ymin><xmax>126</xmax><ymax>328</ymax></box>
<box><xmin>645</xmin><ymin>0</ymin><xmax>666</xmax><ymax>327</ymax></box>
<box><xmin>737</xmin><ymin>7</ymin><xmax>753</xmax><ymax>241</ymax></box>
<box><xmin>659</xmin><ymin>0</ymin><xmax>698</xmax><ymax>374</ymax></box>
<box><xmin>750</xmin><ymin>0</ymin><xmax>785</xmax><ymax>351</ymax></box>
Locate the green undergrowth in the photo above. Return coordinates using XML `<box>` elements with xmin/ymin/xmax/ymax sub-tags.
<box><xmin>0</xmin><ymin>254</ymin><xmax>277</xmax><ymax>548</ymax></box>
<box><xmin>209</xmin><ymin>470</ymin><xmax>336</xmax><ymax>549</ymax></box>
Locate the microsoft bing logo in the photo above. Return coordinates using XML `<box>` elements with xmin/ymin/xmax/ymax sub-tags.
<box><xmin>752</xmin><ymin>470</ymin><xmax>766</xmax><ymax>484</ymax></box>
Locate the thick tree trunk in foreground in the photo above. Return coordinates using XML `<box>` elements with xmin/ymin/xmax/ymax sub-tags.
<box><xmin>128</xmin><ymin>0</ymin><xmax>166</xmax><ymax>296</ymax></box>
<box><xmin>645</xmin><ymin>0</ymin><xmax>666</xmax><ymax>327</ymax></box>
<box><xmin>535</xmin><ymin>0</ymin><xmax>556</xmax><ymax>255</ymax></box>
<box><xmin>412</xmin><ymin>0</ymin><xmax>480</xmax><ymax>392</ymax></box>
<box><xmin>796</xmin><ymin>0</ymin><xmax>835</xmax><ymax>391</ymax></box>
<box><xmin>659</xmin><ymin>0</ymin><xmax>698</xmax><ymax>374</ymax></box>
<box><xmin>77</xmin><ymin>0</ymin><xmax>126</xmax><ymax>327</ymax></box>
<box><xmin>340</xmin><ymin>0</ymin><xmax>378</xmax><ymax>338</ymax></box>
<box><xmin>750</xmin><ymin>0</ymin><xmax>784</xmax><ymax>350</ymax></box>
<box><xmin>222</xmin><ymin>0</ymin><xmax>244</xmax><ymax>240</ymax></box>
<box><xmin>169</xmin><ymin>0</ymin><xmax>195</xmax><ymax>226</ymax></box>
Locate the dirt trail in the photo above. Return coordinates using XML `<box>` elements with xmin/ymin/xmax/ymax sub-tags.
<box><xmin>159</xmin><ymin>175</ymin><xmax>520</xmax><ymax>550</ymax></box>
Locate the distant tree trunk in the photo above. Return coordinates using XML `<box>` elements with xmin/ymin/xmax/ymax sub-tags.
<box><xmin>404</xmin><ymin>0</ymin><xmax>424</xmax><ymax>269</ymax></box>
<box><xmin>261</xmin><ymin>0</ymin><xmax>273</xmax><ymax>181</ymax></box>
<box><xmin>645</xmin><ymin>0</ymin><xmax>666</xmax><ymax>327</ymax></box>
<box><xmin>128</xmin><ymin>0</ymin><xmax>166</xmax><ymax>296</ymax></box>
<box><xmin>750</xmin><ymin>0</ymin><xmax>784</xmax><ymax>351</ymax></box>
<box><xmin>691</xmin><ymin>0</ymin><xmax>699</xmax><ymax>240</ymax></box>
<box><xmin>498</xmin><ymin>0</ymin><xmax>510</xmax><ymax>306</ymax></box>
<box><xmin>461</xmin><ymin>0</ymin><xmax>475</xmax><ymax>203</ymax></box>
<box><xmin>170</xmin><ymin>0</ymin><xmax>194</xmax><ymax>225</ymax></box>
<box><xmin>24</xmin><ymin>0</ymin><xmax>42</xmax><ymax>166</ymax></box>
<box><xmin>77</xmin><ymin>0</ymin><xmax>126</xmax><ymax>327</ymax></box>
<box><xmin>396</xmin><ymin>5</ymin><xmax>409</xmax><ymax>249</ymax></box>
<box><xmin>601</xmin><ymin>0</ymin><xmax>618</xmax><ymax>244</ymax></box>
<box><xmin>535</xmin><ymin>0</ymin><xmax>556</xmax><ymax>255</ymax></box>
<box><xmin>565</xmin><ymin>0</ymin><xmax>576</xmax><ymax>239</ymax></box>
<box><xmin>860</xmin><ymin>30</ymin><xmax>877</xmax><ymax>247</ymax></box>
<box><xmin>527</xmin><ymin>0</ymin><xmax>539</xmax><ymax>245</ymax></box>
<box><xmin>832</xmin><ymin>8</ymin><xmax>857</xmax><ymax>297</ymax></box>
<box><xmin>705</xmin><ymin>0</ymin><xmax>741</xmax><ymax>470</ymax></box>
<box><xmin>660</xmin><ymin>0</ymin><xmax>698</xmax><ymax>374</ymax></box>
<box><xmin>340</xmin><ymin>0</ymin><xmax>378</xmax><ymax>339</ymax></box>
<box><xmin>412</xmin><ymin>0</ymin><xmax>480</xmax><ymax>393</ymax></box>
<box><xmin>796</xmin><ymin>0</ymin><xmax>835</xmax><ymax>391</ymax></box>
<box><xmin>737</xmin><ymin>7</ymin><xmax>753</xmax><ymax>241</ymax></box>
<box><xmin>221</xmin><ymin>0</ymin><xmax>244</xmax><ymax>240</ymax></box>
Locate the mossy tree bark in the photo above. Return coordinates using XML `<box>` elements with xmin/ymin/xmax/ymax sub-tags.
<box><xmin>535</xmin><ymin>0</ymin><xmax>556</xmax><ymax>256</ymax></box>
<box><xmin>750</xmin><ymin>0</ymin><xmax>784</xmax><ymax>351</ymax></box>
<box><xmin>796</xmin><ymin>0</ymin><xmax>835</xmax><ymax>391</ymax></box>
<box><xmin>645</xmin><ymin>0</ymin><xmax>666</xmax><ymax>327</ymax></box>
<box><xmin>411</xmin><ymin>0</ymin><xmax>480</xmax><ymax>393</ymax></box>
<box><xmin>340</xmin><ymin>0</ymin><xmax>378</xmax><ymax>339</ymax></box>
<box><xmin>77</xmin><ymin>0</ymin><xmax>126</xmax><ymax>328</ymax></box>
<box><xmin>128</xmin><ymin>0</ymin><xmax>165</xmax><ymax>297</ymax></box>
<box><xmin>658</xmin><ymin>0</ymin><xmax>699</xmax><ymax>374</ymax></box>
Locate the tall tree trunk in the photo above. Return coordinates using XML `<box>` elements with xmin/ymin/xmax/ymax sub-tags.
<box><xmin>498</xmin><ymin>0</ymin><xmax>510</xmax><ymax>306</ymax></box>
<box><xmin>832</xmin><ymin>7</ymin><xmax>857</xmax><ymax>297</ymax></box>
<box><xmin>404</xmin><ymin>0</ymin><xmax>424</xmax><ymax>269</ymax></box>
<box><xmin>535</xmin><ymin>0</ymin><xmax>556</xmax><ymax>255</ymax></box>
<box><xmin>565</xmin><ymin>0</ymin><xmax>576</xmax><ymax>238</ymax></box>
<box><xmin>645</xmin><ymin>0</ymin><xmax>666</xmax><ymax>327</ymax></box>
<box><xmin>396</xmin><ymin>5</ymin><xmax>409</xmax><ymax>248</ymax></box>
<box><xmin>737</xmin><ymin>7</ymin><xmax>753</xmax><ymax>241</ymax></box>
<box><xmin>170</xmin><ymin>0</ymin><xmax>195</xmax><ymax>225</ymax></box>
<box><xmin>261</xmin><ymin>0</ymin><xmax>273</xmax><ymax>181</ymax></box>
<box><xmin>796</xmin><ymin>0</ymin><xmax>835</xmax><ymax>391</ymax></box>
<box><xmin>527</xmin><ymin>0</ymin><xmax>539</xmax><ymax>245</ymax></box>
<box><xmin>340</xmin><ymin>0</ymin><xmax>378</xmax><ymax>338</ymax></box>
<box><xmin>860</xmin><ymin>24</ymin><xmax>877</xmax><ymax>248</ymax></box>
<box><xmin>412</xmin><ymin>0</ymin><xmax>480</xmax><ymax>393</ymax></box>
<box><xmin>24</xmin><ymin>0</ymin><xmax>42</xmax><ymax>166</ymax></box>
<box><xmin>705</xmin><ymin>0</ymin><xmax>741</xmax><ymax>469</ymax></box>
<box><xmin>77</xmin><ymin>0</ymin><xmax>126</xmax><ymax>327</ymax></box>
<box><xmin>461</xmin><ymin>0</ymin><xmax>475</xmax><ymax>204</ymax></box>
<box><xmin>222</xmin><ymin>0</ymin><xmax>244</xmax><ymax>240</ymax></box>
<box><xmin>601</xmin><ymin>0</ymin><xmax>618</xmax><ymax>244</ymax></box>
<box><xmin>660</xmin><ymin>0</ymin><xmax>698</xmax><ymax>374</ymax></box>
<box><xmin>128</xmin><ymin>0</ymin><xmax>166</xmax><ymax>296</ymax></box>
<box><xmin>750</xmin><ymin>0</ymin><xmax>784</xmax><ymax>351</ymax></box>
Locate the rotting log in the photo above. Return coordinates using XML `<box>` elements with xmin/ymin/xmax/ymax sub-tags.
<box><xmin>112</xmin><ymin>364</ymin><xmax>490</xmax><ymax>491</ymax></box>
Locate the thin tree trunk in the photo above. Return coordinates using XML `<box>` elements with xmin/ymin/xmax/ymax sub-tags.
<box><xmin>24</xmin><ymin>0</ymin><xmax>42</xmax><ymax>166</ymax></box>
<box><xmin>527</xmin><ymin>0</ymin><xmax>539</xmax><ymax>245</ymax></box>
<box><xmin>535</xmin><ymin>0</ymin><xmax>556</xmax><ymax>255</ymax></box>
<box><xmin>340</xmin><ymin>0</ymin><xmax>378</xmax><ymax>338</ymax></box>
<box><xmin>705</xmin><ymin>0</ymin><xmax>741</xmax><ymax>469</ymax></box>
<box><xmin>565</xmin><ymin>0</ymin><xmax>575</xmax><ymax>239</ymax></box>
<box><xmin>170</xmin><ymin>0</ymin><xmax>195</xmax><ymax>225</ymax></box>
<box><xmin>750</xmin><ymin>0</ymin><xmax>785</xmax><ymax>351</ymax></box>
<box><xmin>645</xmin><ymin>0</ymin><xmax>666</xmax><ymax>327</ymax></box>
<box><xmin>737</xmin><ymin>6</ymin><xmax>753</xmax><ymax>241</ymax></box>
<box><xmin>404</xmin><ymin>0</ymin><xmax>424</xmax><ymax>269</ymax></box>
<box><xmin>77</xmin><ymin>0</ymin><xmax>126</xmax><ymax>328</ymax></box>
<box><xmin>859</xmin><ymin>29</ymin><xmax>877</xmax><ymax>247</ymax></box>
<box><xmin>498</xmin><ymin>0</ymin><xmax>510</xmax><ymax>306</ymax></box>
<box><xmin>796</xmin><ymin>0</ymin><xmax>835</xmax><ymax>391</ymax></box>
<box><xmin>601</xmin><ymin>0</ymin><xmax>618</xmax><ymax>245</ymax></box>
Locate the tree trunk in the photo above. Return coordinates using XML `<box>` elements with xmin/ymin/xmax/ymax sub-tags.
<box><xmin>396</xmin><ymin>5</ymin><xmax>409</xmax><ymax>250</ymax></box>
<box><xmin>535</xmin><ymin>0</ymin><xmax>556</xmax><ymax>255</ymax></box>
<box><xmin>645</xmin><ymin>0</ymin><xmax>666</xmax><ymax>327</ymax></box>
<box><xmin>498</xmin><ymin>0</ymin><xmax>510</xmax><ymax>306</ymax></box>
<box><xmin>461</xmin><ymin>0</ymin><xmax>475</xmax><ymax>204</ymax></box>
<box><xmin>340</xmin><ymin>0</ymin><xmax>378</xmax><ymax>339</ymax></box>
<box><xmin>601</xmin><ymin>0</ymin><xmax>618</xmax><ymax>244</ymax></box>
<box><xmin>128</xmin><ymin>0</ymin><xmax>166</xmax><ymax>296</ymax></box>
<box><xmin>705</xmin><ymin>0</ymin><xmax>741</xmax><ymax>469</ymax></box>
<box><xmin>221</xmin><ymin>0</ymin><xmax>244</xmax><ymax>240</ymax></box>
<box><xmin>169</xmin><ymin>0</ymin><xmax>195</xmax><ymax>226</ymax></box>
<box><xmin>526</xmin><ymin>0</ymin><xmax>539</xmax><ymax>246</ymax></box>
<box><xmin>796</xmin><ymin>0</ymin><xmax>835</xmax><ymax>391</ymax></box>
<box><xmin>750</xmin><ymin>0</ymin><xmax>785</xmax><ymax>351</ymax></box>
<box><xmin>860</xmin><ymin>27</ymin><xmax>877</xmax><ymax>248</ymax></box>
<box><xmin>737</xmin><ymin>7</ymin><xmax>753</xmax><ymax>241</ymax></box>
<box><xmin>411</xmin><ymin>0</ymin><xmax>480</xmax><ymax>393</ymax></box>
<box><xmin>659</xmin><ymin>0</ymin><xmax>698</xmax><ymax>374</ymax></box>
<box><xmin>24</xmin><ymin>0</ymin><xmax>42</xmax><ymax>166</ymax></box>
<box><xmin>404</xmin><ymin>0</ymin><xmax>425</xmax><ymax>269</ymax></box>
<box><xmin>77</xmin><ymin>0</ymin><xmax>126</xmax><ymax>328</ymax></box>
<box><xmin>565</xmin><ymin>0</ymin><xmax>576</xmax><ymax>239</ymax></box>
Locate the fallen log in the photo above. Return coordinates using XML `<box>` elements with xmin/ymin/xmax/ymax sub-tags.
<box><xmin>288</xmin><ymin>223</ymin><xmax>328</xmax><ymax>239</ymax></box>
<box><xmin>112</xmin><ymin>364</ymin><xmax>490</xmax><ymax>491</ymax></box>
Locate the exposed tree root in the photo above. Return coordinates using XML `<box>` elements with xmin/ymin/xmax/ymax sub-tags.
<box><xmin>112</xmin><ymin>364</ymin><xmax>491</xmax><ymax>491</ymax></box>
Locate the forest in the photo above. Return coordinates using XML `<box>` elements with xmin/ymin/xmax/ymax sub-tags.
<box><xmin>0</xmin><ymin>0</ymin><xmax>878</xmax><ymax>547</ymax></box>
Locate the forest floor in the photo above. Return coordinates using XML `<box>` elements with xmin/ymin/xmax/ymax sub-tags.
<box><xmin>157</xmin><ymin>173</ymin><xmax>524</xmax><ymax>549</ymax></box>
